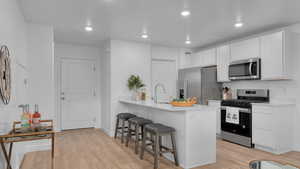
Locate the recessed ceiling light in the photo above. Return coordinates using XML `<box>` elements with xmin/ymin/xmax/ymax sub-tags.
<box><xmin>185</xmin><ymin>40</ymin><xmax>191</xmax><ymax>44</ymax></box>
<box><xmin>141</xmin><ymin>34</ymin><xmax>148</xmax><ymax>39</ymax></box>
<box><xmin>181</xmin><ymin>10</ymin><xmax>191</xmax><ymax>17</ymax></box>
<box><xmin>234</xmin><ymin>22</ymin><xmax>243</xmax><ymax>28</ymax></box>
<box><xmin>85</xmin><ymin>26</ymin><xmax>93</xmax><ymax>32</ymax></box>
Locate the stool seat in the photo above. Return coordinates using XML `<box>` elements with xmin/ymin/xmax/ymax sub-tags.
<box><xmin>145</xmin><ymin>123</ymin><xmax>175</xmax><ymax>134</ymax></box>
<box><xmin>117</xmin><ymin>113</ymin><xmax>136</xmax><ymax>120</ymax></box>
<box><xmin>129</xmin><ymin>117</ymin><xmax>152</xmax><ymax>125</ymax></box>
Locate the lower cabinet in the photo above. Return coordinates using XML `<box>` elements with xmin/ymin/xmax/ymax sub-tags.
<box><xmin>208</xmin><ymin>100</ymin><xmax>221</xmax><ymax>136</ymax></box>
<box><xmin>252</xmin><ymin>104</ymin><xmax>294</xmax><ymax>154</ymax></box>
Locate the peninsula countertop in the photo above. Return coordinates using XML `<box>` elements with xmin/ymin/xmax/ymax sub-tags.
<box><xmin>119</xmin><ymin>99</ymin><xmax>211</xmax><ymax>112</ymax></box>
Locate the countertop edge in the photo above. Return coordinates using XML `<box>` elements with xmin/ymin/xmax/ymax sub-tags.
<box><xmin>119</xmin><ymin>99</ymin><xmax>210</xmax><ymax>112</ymax></box>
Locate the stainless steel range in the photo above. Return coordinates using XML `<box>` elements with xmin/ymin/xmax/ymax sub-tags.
<box><xmin>221</xmin><ymin>89</ymin><xmax>269</xmax><ymax>147</ymax></box>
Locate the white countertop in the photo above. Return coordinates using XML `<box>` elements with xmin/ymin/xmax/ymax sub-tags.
<box><xmin>252</xmin><ymin>102</ymin><xmax>296</xmax><ymax>107</ymax></box>
<box><xmin>119</xmin><ymin>99</ymin><xmax>210</xmax><ymax>112</ymax></box>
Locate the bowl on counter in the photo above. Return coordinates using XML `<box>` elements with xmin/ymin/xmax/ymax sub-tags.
<box><xmin>170</xmin><ymin>97</ymin><xmax>197</xmax><ymax>107</ymax></box>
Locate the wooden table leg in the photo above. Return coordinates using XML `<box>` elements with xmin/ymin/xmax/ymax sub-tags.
<box><xmin>51</xmin><ymin>134</ymin><xmax>55</xmax><ymax>169</ymax></box>
<box><xmin>0</xmin><ymin>142</ymin><xmax>12</xmax><ymax>169</ymax></box>
<box><xmin>7</xmin><ymin>142</ymin><xmax>13</xmax><ymax>169</ymax></box>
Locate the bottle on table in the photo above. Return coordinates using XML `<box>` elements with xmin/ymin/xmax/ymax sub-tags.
<box><xmin>21</xmin><ymin>104</ymin><xmax>30</xmax><ymax>128</ymax></box>
<box><xmin>32</xmin><ymin>104</ymin><xmax>41</xmax><ymax>129</ymax></box>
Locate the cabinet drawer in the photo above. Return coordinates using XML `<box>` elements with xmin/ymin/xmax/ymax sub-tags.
<box><xmin>253</xmin><ymin>112</ymin><xmax>273</xmax><ymax>131</ymax></box>
<box><xmin>253</xmin><ymin>129</ymin><xmax>274</xmax><ymax>148</ymax></box>
<box><xmin>252</xmin><ymin>106</ymin><xmax>273</xmax><ymax>114</ymax></box>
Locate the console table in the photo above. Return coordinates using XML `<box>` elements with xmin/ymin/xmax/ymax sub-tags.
<box><xmin>0</xmin><ymin>120</ymin><xmax>55</xmax><ymax>169</ymax></box>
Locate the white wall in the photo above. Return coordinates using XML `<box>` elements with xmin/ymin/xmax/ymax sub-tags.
<box><xmin>54</xmin><ymin>43</ymin><xmax>102</xmax><ymax>129</ymax></box>
<box><xmin>100</xmin><ymin>41</ymin><xmax>111</xmax><ymax>134</ymax></box>
<box><xmin>27</xmin><ymin>24</ymin><xmax>55</xmax><ymax>122</ymax></box>
<box><xmin>0</xmin><ymin>0</ymin><xmax>29</xmax><ymax>168</ymax></box>
<box><xmin>107</xmin><ymin>40</ymin><xmax>151</xmax><ymax>135</ymax></box>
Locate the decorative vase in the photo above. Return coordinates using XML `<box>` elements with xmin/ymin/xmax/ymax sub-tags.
<box><xmin>131</xmin><ymin>89</ymin><xmax>140</xmax><ymax>101</ymax></box>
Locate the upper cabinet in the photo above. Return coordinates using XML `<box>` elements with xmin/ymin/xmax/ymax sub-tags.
<box><xmin>260</xmin><ymin>31</ymin><xmax>295</xmax><ymax>80</ymax></box>
<box><xmin>188</xmin><ymin>48</ymin><xmax>216</xmax><ymax>68</ymax></box>
<box><xmin>230</xmin><ymin>37</ymin><xmax>260</xmax><ymax>61</ymax></box>
<box><xmin>178</xmin><ymin>28</ymin><xmax>299</xmax><ymax>81</ymax></box>
<box><xmin>216</xmin><ymin>45</ymin><xmax>230</xmax><ymax>82</ymax></box>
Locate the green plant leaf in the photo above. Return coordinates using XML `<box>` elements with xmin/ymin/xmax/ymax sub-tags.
<box><xmin>127</xmin><ymin>75</ymin><xmax>145</xmax><ymax>90</ymax></box>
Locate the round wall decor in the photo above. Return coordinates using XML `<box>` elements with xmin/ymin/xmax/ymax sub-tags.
<box><xmin>0</xmin><ymin>45</ymin><xmax>11</xmax><ymax>105</ymax></box>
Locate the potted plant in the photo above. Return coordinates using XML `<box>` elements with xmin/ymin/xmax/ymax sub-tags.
<box><xmin>127</xmin><ymin>75</ymin><xmax>145</xmax><ymax>100</ymax></box>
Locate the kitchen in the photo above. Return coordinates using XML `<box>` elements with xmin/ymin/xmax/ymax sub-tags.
<box><xmin>115</xmin><ymin>26</ymin><xmax>300</xmax><ymax>169</ymax></box>
<box><xmin>1</xmin><ymin>0</ymin><xmax>300</xmax><ymax>169</ymax></box>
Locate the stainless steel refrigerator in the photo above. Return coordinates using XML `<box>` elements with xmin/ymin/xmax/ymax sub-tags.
<box><xmin>178</xmin><ymin>66</ymin><xmax>222</xmax><ymax>105</ymax></box>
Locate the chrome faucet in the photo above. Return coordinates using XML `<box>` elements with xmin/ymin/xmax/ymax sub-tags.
<box><xmin>154</xmin><ymin>83</ymin><xmax>166</xmax><ymax>103</ymax></box>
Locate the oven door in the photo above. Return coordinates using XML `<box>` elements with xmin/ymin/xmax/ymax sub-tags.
<box><xmin>229</xmin><ymin>58</ymin><xmax>260</xmax><ymax>80</ymax></box>
<box><xmin>221</xmin><ymin>107</ymin><xmax>252</xmax><ymax>137</ymax></box>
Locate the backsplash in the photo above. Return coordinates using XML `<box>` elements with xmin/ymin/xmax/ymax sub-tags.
<box><xmin>223</xmin><ymin>80</ymin><xmax>299</xmax><ymax>104</ymax></box>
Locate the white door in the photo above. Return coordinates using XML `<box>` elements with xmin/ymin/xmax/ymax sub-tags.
<box><xmin>61</xmin><ymin>59</ymin><xmax>97</xmax><ymax>130</ymax></box>
<box><xmin>151</xmin><ymin>60</ymin><xmax>177</xmax><ymax>102</ymax></box>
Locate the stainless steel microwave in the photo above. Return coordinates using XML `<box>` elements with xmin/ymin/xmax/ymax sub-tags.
<box><xmin>229</xmin><ymin>58</ymin><xmax>261</xmax><ymax>80</ymax></box>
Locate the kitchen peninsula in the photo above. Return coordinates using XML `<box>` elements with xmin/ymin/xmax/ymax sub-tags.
<box><xmin>119</xmin><ymin>99</ymin><xmax>217</xmax><ymax>169</ymax></box>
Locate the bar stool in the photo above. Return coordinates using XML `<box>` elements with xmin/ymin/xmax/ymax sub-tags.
<box><xmin>140</xmin><ymin>123</ymin><xmax>179</xmax><ymax>169</ymax></box>
<box><xmin>125</xmin><ymin>117</ymin><xmax>152</xmax><ymax>154</ymax></box>
<box><xmin>114</xmin><ymin>113</ymin><xmax>136</xmax><ymax>143</ymax></box>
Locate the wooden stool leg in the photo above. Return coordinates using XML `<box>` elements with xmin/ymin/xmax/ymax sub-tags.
<box><xmin>151</xmin><ymin>134</ymin><xmax>155</xmax><ymax>151</ymax></box>
<box><xmin>1</xmin><ymin>142</ymin><xmax>12</xmax><ymax>169</ymax></box>
<box><xmin>52</xmin><ymin>134</ymin><xmax>55</xmax><ymax>169</ymax></box>
<box><xmin>114</xmin><ymin>117</ymin><xmax>120</xmax><ymax>139</ymax></box>
<box><xmin>140</xmin><ymin>129</ymin><xmax>147</xmax><ymax>160</ymax></box>
<box><xmin>170</xmin><ymin>132</ymin><xmax>179</xmax><ymax>166</ymax></box>
<box><xmin>121</xmin><ymin>119</ymin><xmax>126</xmax><ymax>143</ymax></box>
<box><xmin>159</xmin><ymin>136</ymin><xmax>162</xmax><ymax>156</ymax></box>
<box><xmin>154</xmin><ymin>134</ymin><xmax>160</xmax><ymax>169</ymax></box>
<box><xmin>126</xmin><ymin>121</ymin><xmax>132</xmax><ymax>147</ymax></box>
<box><xmin>134</xmin><ymin>124</ymin><xmax>139</xmax><ymax>154</ymax></box>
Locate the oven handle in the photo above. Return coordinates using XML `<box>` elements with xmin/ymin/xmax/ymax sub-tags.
<box><xmin>249</xmin><ymin>62</ymin><xmax>253</xmax><ymax>76</ymax></box>
<box><xmin>221</xmin><ymin>106</ymin><xmax>251</xmax><ymax>113</ymax></box>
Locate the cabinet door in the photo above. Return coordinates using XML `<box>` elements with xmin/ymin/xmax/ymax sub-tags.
<box><xmin>216</xmin><ymin>45</ymin><xmax>230</xmax><ymax>82</ymax></box>
<box><xmin>208</xmin><ymin>101</ymin><xmax>221</xmax><ymax>135</ymax></box>
<box><xmin>261</xmin><ymin>32</ymin><xmax>284</xmax><ymax>80</ymax></box>
<box><xmin>190</xmin><ymin>52</ymin><xmax>203</xmax><ymax>67</ymax></box>
<box><xmin>201</xmin><ymin>48</ymin><xmax>216</xmax><ymax>66</ymax></box>
<box><xmin>179</xmin><ymin>48</ymin><xmax>192</xmax><ymax>68</ymax></box>
<box><xmin>230</xmin><ymin>38</ymin><xmax>260</xmax><ymax>61</ymax></box>
<box><xmin>191</xmin><ymin>48</ymin><xmax>216</xmax><ymax>67</ymax></box>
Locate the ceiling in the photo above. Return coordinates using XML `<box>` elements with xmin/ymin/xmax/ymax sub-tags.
<box><xmin>19</xmin><ymin>0</ymin><xmax>300</xmax><ymax>48</ymax></box>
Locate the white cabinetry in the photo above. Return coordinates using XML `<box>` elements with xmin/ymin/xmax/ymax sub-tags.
<box><xmin>252</xmin><ymin>104</ymin><xmax>294</xmax><ymax>154</ymax></box>
<box><xmin>216</xmin><ymin>45</ymin><xmax>230</xmax><ymax>82</ymax></box>
<box><xmin>178</xmin><ymin>48</ymin><xmax>192</xmax><ymax>69</ymax></box>
<box><xmin>186</xmin><ymin>48</ymin><xmax>216</xmax><ymax>68</ymax></box>
<box><xmin>260</xmin><ymin>31</ymin><xmax>296</xmax><ymax>80</ymax></box>
<box><xmin>230</xmin><ymin>37</ymin><xmax>260</xmax><ymax>61</ymax></box>
<box><xmin>208</xmin><ymin>100</ymin><xmax>221</xmax><ymax>136</ymax></box>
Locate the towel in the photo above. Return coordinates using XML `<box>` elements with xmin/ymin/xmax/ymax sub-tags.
<box><xmin>225</xmin><ymin>107</ymin><xmax>240</xmax><ymax>124</ymax></box>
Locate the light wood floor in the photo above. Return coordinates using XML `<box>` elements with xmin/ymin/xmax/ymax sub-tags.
<box><xmin>21</xmin><ymin>129</ymin><xmax>300</xmax><ymax>169</ymax></box>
